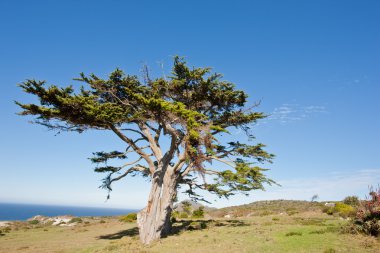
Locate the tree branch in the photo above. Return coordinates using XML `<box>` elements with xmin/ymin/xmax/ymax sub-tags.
<box><xmin>109</xmin><ymin>124</ymin><xmax>155</xmax><ymax>173</ymax></box>
<box><xmin>210</xmin><ymin>156</ymin><xmax>235</xmax><ymax>168</ymax></box>
<box><xmin>120</xmin><ymin>157</ymin><xmax>143</xmax><ymax>168</ymax></box>
<box><xmin>138</xmin><ymin>123</ymin><xmax>163</xmax><ymax>161</ymax></box>
<box><xmin>110</xmin><ymin>165</ymin><xmax>148</xmax><ymax>183</ymax></box>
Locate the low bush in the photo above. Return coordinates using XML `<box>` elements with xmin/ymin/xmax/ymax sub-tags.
<box><xmin>343</xmin><ymin>196</ymin><xmax>360</xmax><ymax>207</ymax></box>
<box><xmin>179</xmin><ymin>212</ymin><xmax>189</xmax><ymax>218</ymax></box>
<box><xmin>192</xmin><ymin>207</ymin><xmax>205</xmax><ymax>218</ymax></box>
<box><xmin>322</xmin><ymin>202</ymin><xmax>355</xmax><ymax>218</ymax></box>
<box><xmin>188</xmin><ymin>221</ymin><xmax>207</xmax><ymax>230</ymax></box>
<box><xmin>28</xmin><ymin>220</ymin><xmax>39</xmax><ymax>225</ymax></box>
<box><xmin>119</xmin><ymin>213</ymin><xmax>137</xmax><ymax>222</ymax></box>
<box><xmin>69</xmin><ymin>217</ymin><xmax>83</xmax><ymax>224</ymax></box>
<box><xmin>344</xmin><ymin>187</ymin><xmax>380</xmax><ymax>237</ymax></box>
<box><xmin>334</xmin><ymin>203</ymin><xmax>355</xmax><ymax>218</ymax></box>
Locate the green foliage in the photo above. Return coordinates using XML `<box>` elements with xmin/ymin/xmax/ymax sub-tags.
<box><xmin>182</xmin><ymin>201</ymin><xmax>192</xmax><ymax>215</ymax></box>
<box><xmin>325</xmin><ymin>207</ymin><xmax>334</xmax><ymax>215</ymax></box>
<box><xmin>343</xmin><ymin>196</ymin><xmax>360</xmax><ymax>207</ymax></box>
<box><xmin>188</xmin><ymin>221</ymin><xmax>208</xmax><ymax>230</ymax></box>
<box><xmin>192</xmin><ymin>207</ymin><xmax>205</xmax><ymax>218</ymax></box>
<box><xmin>322</xmin><ymin>203</ymin><xmax>355</xmax><ymax>218</ymax></box>
<box><xmin>17</xmin><ymin>56</ymin><xmax>274</xmax><ymax>203</ymax></box>
<box><xmin>28</xmin><ymin>220</ymin><xmax>39</xmax><ymax>225</ymax></box>
<box><xmin>179</xmin><ymin>212</ymin><xmax>189</xmax><ymax>218</ymax></box>
<box><xmin>119</xmin><ymin>213</ymin><xmax>137</xmax><ymax>222</ymax></box>
<box><xmin>334</xmin><ymin>203</ymin><xmax>355</xmax><ymax>218</ymax></box>
<box><xmin>171</xmin><ymin>210</ymin><xmax>180</xmax><ymax>219</ymax></box>
<box><xmin>69</xmin><ymin>217</ymin><xmax>83</xmax><ymax>223</ymax></box>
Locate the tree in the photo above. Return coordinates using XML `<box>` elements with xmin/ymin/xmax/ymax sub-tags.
<box><xmin>16</xmin><ymin>57</ymin><xmax>275</xmax><ymax>244</ymax></box>
<box><xmin>311</xmin><ymin>194</ymin><xmax>319</xmax><ymax>202</ymax></box>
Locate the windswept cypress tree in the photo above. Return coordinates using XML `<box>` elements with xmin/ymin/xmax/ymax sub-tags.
<box><xmin>16</xmin><ymin>57</ymin><xmax>275</xmax><ymax>244</ymax></box>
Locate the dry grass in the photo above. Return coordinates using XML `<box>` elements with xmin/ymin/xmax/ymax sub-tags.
<box><xmin>1</xmin><ymin>208</ymin><xmax>379</xmax><ymax>252</ymax></box>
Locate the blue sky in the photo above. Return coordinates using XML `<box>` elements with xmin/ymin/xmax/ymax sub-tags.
<box><xmin>0</xmin><ymin>0</ymin><xmax>379</xmax><ymax>209</ymax></box>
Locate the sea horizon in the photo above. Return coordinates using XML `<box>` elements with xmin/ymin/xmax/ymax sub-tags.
<box><xmin>0</xmin><ymin>202</ymin><xmax>138</xmax><ymax>221</ymax></box>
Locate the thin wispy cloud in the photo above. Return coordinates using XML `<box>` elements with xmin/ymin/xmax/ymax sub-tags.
<box><xmin>265</xmin><ymin>103</ymin><xmax>328</xmax><ymax>124</ymax></box>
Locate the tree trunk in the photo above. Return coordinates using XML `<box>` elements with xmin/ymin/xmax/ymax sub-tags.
<box><xmin>137</xmin><ymin>167</ymin><xmax>177</xmax><ymax>244</ymax></box>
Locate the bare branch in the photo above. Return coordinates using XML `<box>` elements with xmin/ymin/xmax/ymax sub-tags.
<box><xmin>173</xmin><ymin>152</ymin><xmax>187</xmax><ymax>172</ymax></box>
<box><xmin>181</xmin><ymin>162</ymin><xmax>194</xmax><ymax>177</ymax></box>
<box><xmin>138</xmin><ymin>123</ymin><xmax>163</xmax><ymax>160</ymax></box>
<box><xmin>210</xmin><ymin>156</ymin><xmax>235</xmax><ymax>168</ymax></box>
<box><xmin>120</xmin><ymin>157</ymin><xmax>143</xmax><ymax>168</ymax></box>
<box><xmin>110</xmin><ymin>165</ymin><xmax>148</xmax><ymax>183</ymax></box>
<box><xmin>109</xmin><ymin>124</ymin><xmax>155</xmax><ymax>173</ymax></box>
<box><xmin>154</xmin><ymin>125</ymin><xmax>163</xmax><ymax>147</ymax></box>
<box><xmin>120</xmin><ymin>128</ymin><xmax>149</xmax><ymax>140</ymax></box>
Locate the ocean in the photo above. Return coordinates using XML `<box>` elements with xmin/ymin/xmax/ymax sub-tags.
<box><xmin>0</xmin><ymin>203</ymin><xmax>138</xmax><ymax>221</ymax></box>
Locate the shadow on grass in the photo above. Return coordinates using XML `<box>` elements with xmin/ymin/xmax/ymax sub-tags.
<box><xmin>98</xmin><ymin>219</ymin><xmax>249</xmax><ymax>240</ymax></box>
<box><xmin>169</xmin><ymin>219</ymin><xmax>248</xmax><ymax>236</ymax></box>
<box><xmin>98</xmin><ymin>227</ymin><xmax>139</xmax><ymax>240</ymax></box>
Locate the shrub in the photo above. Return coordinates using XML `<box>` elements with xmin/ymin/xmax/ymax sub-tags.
<box><xmin>188</xmin><ymin>221</ymin><xmax>207</xmax><ymax>230</ymax></box>
<box><xmin>343</xmin><ymin>196</ymin><xmax>360</xmax><ymax>207</ymax></box>
<box><xmin>171</xmin><ymin>210</ymin><xmax>180</xmax><ymax>219</ymax></box>
<box><xmin>28</xmin><ymin>220</ymin><xmax>39</xmax><ymax>225</ymax></box>
<box><xmin>326</xmin><ymin>208</ymin><xmax>334</xmax><ymax>215</ymax></box>
<box><xmin>2</xmin><ymin>227</ymin><xmax>11</xmax><ymax>233</ymax></box>
<box><xmin>334</xmin><ymin>203</ymin><xmax>355</xmax><ymax>218</ymax></box>
<box><xmin>119</xmin><ymin>213</ymin><xmax>137</xmax><ymax>222</ymax></box>
<box><xmin>69</xmin><ymin>217</ymin><xmax>83</xmax><ymax>223</ymax></box>
<box><xmin>323</xmin><ymin>202</ymin><xmax>355</xmax><ymax>217</ymax></box>
<box><xmin>345</xmin><ymin>187</ymin><xmax>380</xmax><ymax>237</ymax></box>
<box><xmin>192</xmin><ymin>207</ymin><xmax>205</xmax><ymax>218</ymax></box>
<box><xmin>179</xmin><ymin>212</ymin><xmax>189</xmax><ymax>218</ymax></box>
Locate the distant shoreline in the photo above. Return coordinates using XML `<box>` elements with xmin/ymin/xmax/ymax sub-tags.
<box><xmin>0</xmin><ymin>202</ymin><xmax>138</xmax><ymax>221</ymax></box>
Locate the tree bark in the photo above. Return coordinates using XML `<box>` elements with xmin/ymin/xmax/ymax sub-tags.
<box><xmin>137</xmin><ymin>167</ymin><xmax>178</xmax><ymax>244</ymax></box>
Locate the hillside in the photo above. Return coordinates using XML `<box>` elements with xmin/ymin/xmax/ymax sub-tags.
<box><xmin>209</xmin><ymin>199</ymin><xmax>323</xmax><ymax>218</ymax></box>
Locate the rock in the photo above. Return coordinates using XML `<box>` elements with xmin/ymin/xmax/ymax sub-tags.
<box><xmin>0</xmin><ymin>221</ymin><xmax>11</xmax><ymax>227</ymax></box>
<box><xmin>51</xmin><ymin>216</ymin><xmax>74</xmax><ymax>226</ymax></box>
<box><xmin>27</xmin><ymin>215</ymin><xmax>77</xmax><ymax>226</ymax></box>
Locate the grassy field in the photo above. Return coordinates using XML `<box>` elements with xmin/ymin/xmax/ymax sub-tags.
<box><xmin>1</xmin><ymin>204</ymin><xmax>379</xmax><ymax>252</ymax></box>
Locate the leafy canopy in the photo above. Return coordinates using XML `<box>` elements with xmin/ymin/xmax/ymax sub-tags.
<box><xmin>17</xmin><ymin>57</ymin><xmax>275</xmax><ymax>202</ymax></box>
